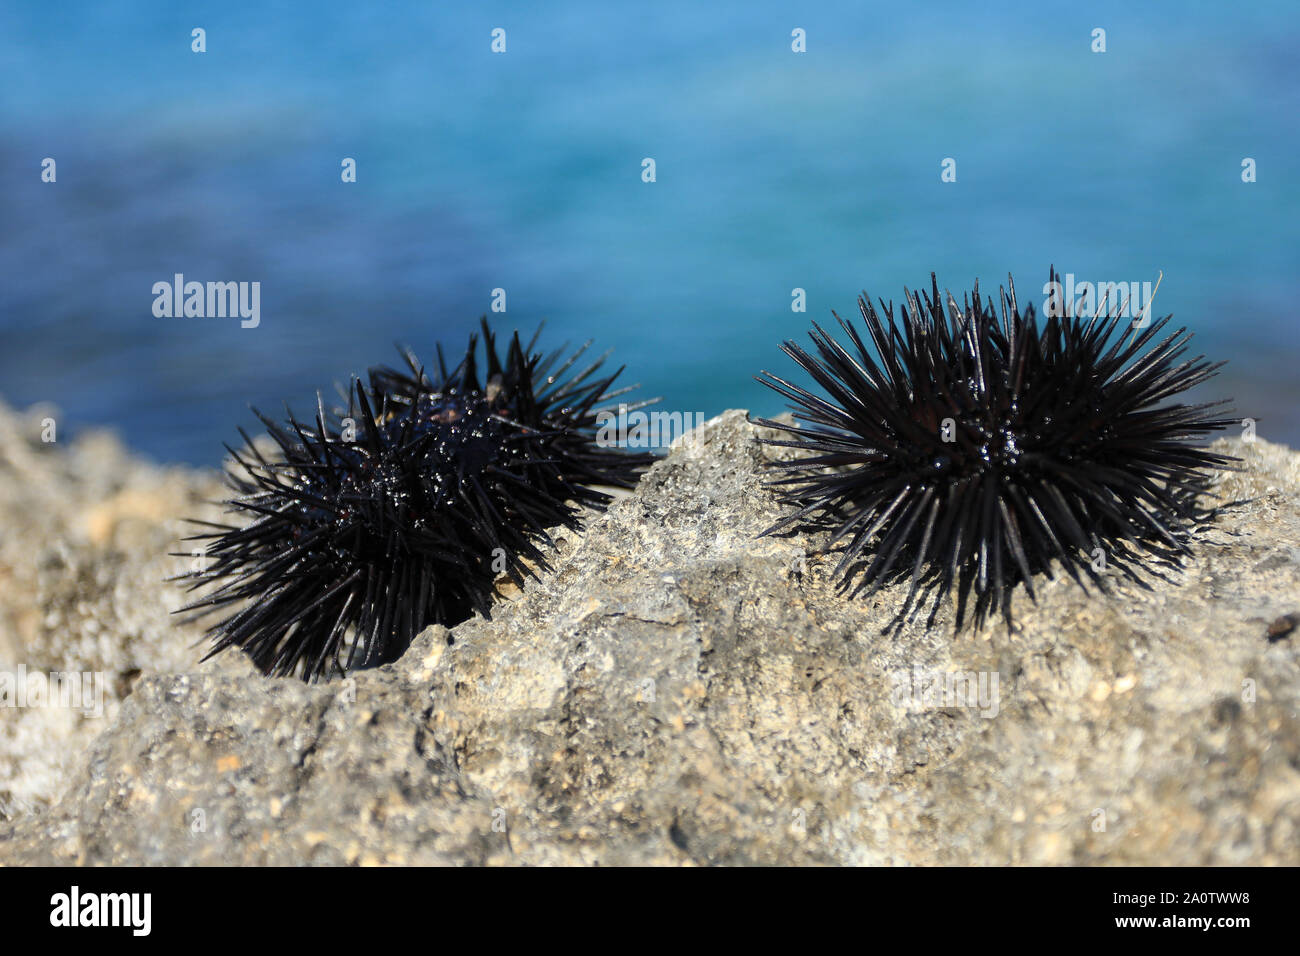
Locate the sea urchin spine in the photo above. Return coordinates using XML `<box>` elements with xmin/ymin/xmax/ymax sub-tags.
<box><xmin>178</xmin><ymin>320</ymin><xmax>656</xmax><ymax>681</ymax></box>
<box><xmin>753</xmin><ymin>269</ymin><xmax>1238</xmax><ymax>630</ymax></box>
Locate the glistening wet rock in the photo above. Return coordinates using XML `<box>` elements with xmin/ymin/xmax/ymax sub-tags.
<box><xmin>3</xmin><ymin>406</ymin><xmax>1299</xmax><ymax>864</ymax></box>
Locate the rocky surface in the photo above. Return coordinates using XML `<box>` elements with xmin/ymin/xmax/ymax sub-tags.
<box><xmin>1</xmin><ymin>400</ymin><xmax>1299</xmax><ymax>865</ymax></box>
<box><xmin>0</xmin><ymin>402</ymin><xmax>230</xmax><ymax>823</ymax></box>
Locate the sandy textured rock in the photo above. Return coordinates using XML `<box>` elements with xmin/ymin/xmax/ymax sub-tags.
<box><xmin>0</xmin><ymin>403</ymin><xmax>233</xmax><ymax>822</ymax></box>
<box><xmin>2</xmin><ymin>403</ymin><xmax>1299</xmax><ymax>865</ymax></box>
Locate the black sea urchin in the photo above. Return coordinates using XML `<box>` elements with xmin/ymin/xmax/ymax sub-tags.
<box><xmin>753</xmin><ymin>270</ymin><xmax>1238</xmax><ymax>630</ymax></box>
<box><xmin>178</xmin><ymin>320</ymin><xmax>655</xmax><ymax>681</ymax></box>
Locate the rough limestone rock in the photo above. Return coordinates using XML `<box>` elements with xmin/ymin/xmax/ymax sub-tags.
<box><xmin>2</xmin><ymin>403</ymin><xmax>1299</xmax><ymax>865</ymax></box>
<box><xmin>0</xmin><ymin>403</ymin><xmax>229</xmax><ymax>822</ymax></box>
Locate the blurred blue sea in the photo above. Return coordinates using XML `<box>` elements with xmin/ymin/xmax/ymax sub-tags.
<box><xmin>1</xmin><ymin>1</ymin><xmax>1297</xmax><ymax>464</ymax></box>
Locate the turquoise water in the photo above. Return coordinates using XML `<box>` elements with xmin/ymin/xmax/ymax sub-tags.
<box><xmin>1</xmin><ymin>1</ymin><xmax>1297</xmax><ymax>463</ymax></box>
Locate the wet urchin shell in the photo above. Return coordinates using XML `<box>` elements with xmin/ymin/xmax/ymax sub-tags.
<box><xmin>178</xmin><ymin>319</ymin><xmax>656</xmax><ymax>682</ymax></box>
<box><xmin>753</xmin><ymin>269</ymin><xmax>1239</xmax><ymax>631</ymax></box>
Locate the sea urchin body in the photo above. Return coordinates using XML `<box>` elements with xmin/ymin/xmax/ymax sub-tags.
<box><xmin>753</xmin><ymin>270</ymin><xmax>1237</xmax><ymax>630</ymax></box>
<box><xmin>179</xmin><ymin>320</ymin><xmax>655</xmax><ymax>681</ymax></box>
